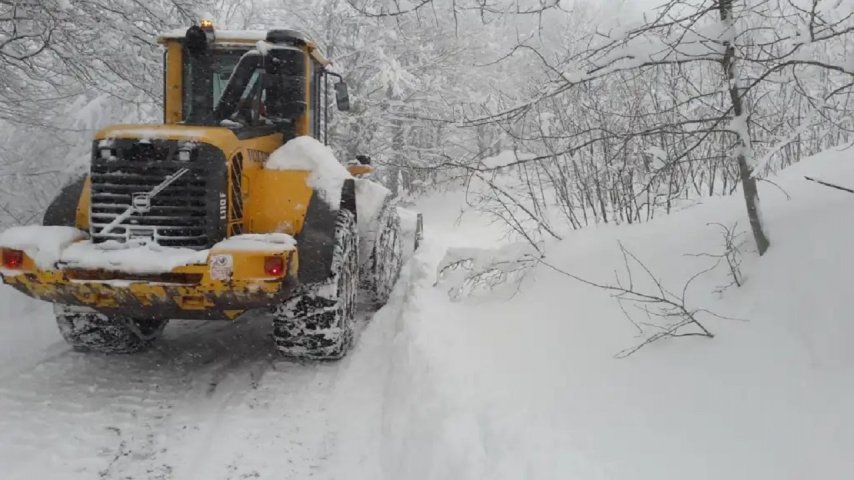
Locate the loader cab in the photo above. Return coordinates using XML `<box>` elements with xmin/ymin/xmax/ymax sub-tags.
<box><xmin>158</xmin><ymin>22</ymin><xmax>350</xmax><ymax>142</ymax></box>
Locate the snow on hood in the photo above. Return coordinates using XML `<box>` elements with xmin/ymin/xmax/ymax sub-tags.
<box><xmin>60</xmin><ymin>241</ymin><xmax>209</xmax><ymax>275</ymax></box>
<box><xmin>266</xmin><ymin>136</ymin><xmax>352</xmax><ymax>209</ymax></box>
<box><xmin>212</xmin><ymin>233</ymin><xmax>296</xmax><ymax>252</ymax></box>
<box><xmin>0</xmin><ymin>226</ymin><xmax>87</xmax><ymax>270</ymax></box>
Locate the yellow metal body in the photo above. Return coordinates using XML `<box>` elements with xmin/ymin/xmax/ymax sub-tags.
<box><xmin>164</xmin><ymin>42</ymin><xmax>184</xmax><ymax>124</ymax></box>
<box><xmin>0</xmin><ymin>28</ymin><xmax>340</xmax><ymax>320</ymax></box>
<box><xmin>2</xmin><ymin>248</ymin><xmax>298</xmax><ymax>320</ymax></box>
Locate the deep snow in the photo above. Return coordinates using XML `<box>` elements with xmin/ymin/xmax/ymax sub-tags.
<box><xmin>1</xmin><ymin>145</ymin><xmax>853</xmax><ymax>479</ymax></box>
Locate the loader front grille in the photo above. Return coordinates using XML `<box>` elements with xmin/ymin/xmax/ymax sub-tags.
<box><xmin>89</xmin><ymin>139</ymin><xmax>228</xmax><ymax>249</ymax></box>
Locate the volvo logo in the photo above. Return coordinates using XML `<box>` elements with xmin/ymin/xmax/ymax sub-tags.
<box><xmin>100</xmin><ymin>168</ymin><xmax>190</xmax><ymax>236</ymax></box>
<box><xmin>132</xmin><ymin>193</ymin><xmax>152</xmax><ymax>213</ymax></box>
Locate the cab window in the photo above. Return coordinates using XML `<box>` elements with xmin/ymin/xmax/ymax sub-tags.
<box><xmin>182</xmin><ymin>48</ymin><xmax>244</xmax><ymax>123</ymax></box>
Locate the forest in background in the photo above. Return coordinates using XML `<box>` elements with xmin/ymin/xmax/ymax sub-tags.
<box><xmin>1</xmin><ymin>0</ymin><xmax>851</xmax><ymax>255</ymax></box>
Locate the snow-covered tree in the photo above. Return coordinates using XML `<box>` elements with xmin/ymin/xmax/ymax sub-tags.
<box><xmin>460</xmin><ymin>0</ymin><xmax>854</xmax><ymax>253</ymax></box>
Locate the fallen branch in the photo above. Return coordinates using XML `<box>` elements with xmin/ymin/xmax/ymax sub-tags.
<box><xmin>804</xmin><ymin>176</ymin><xmax>854</xmax><ymax>194</ymax></box>
<box><xmin>436</xmin><ymin>241</ymin><xmax>742</xmax><ymax>358</ymax></box>
<box><xmin>686</xmin><ymin>222</ymin><xmax>745</xmax><ymax>293</ymax></box>
<box><xmin>538</xmin><ymin>242</ymin><xmax>739</xmax><ymax>358</ymax></box>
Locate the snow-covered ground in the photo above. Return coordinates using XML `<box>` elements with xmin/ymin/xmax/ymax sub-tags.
<box><xmin>1</xmin><ymin>145</ymin><xmax>853</xmax><ymax>479</ymax></box>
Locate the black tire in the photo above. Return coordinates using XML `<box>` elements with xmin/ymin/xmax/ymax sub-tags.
<box><xmin>43</xmin><ymin>175</ymin><xmax>86</xmax><ymax>227</ymax></box>
<box><xmin>367</xmin><ymin>206</ymin><xmax>403</xmax><ymax>306</ymax></box>
<box><xmin>272</xmin><ymin>209</ymin><xmax>358</xmax><ymax>360</ymax></box>
<box><xmin>54</xmin><ymin>305</ymin><xmax>167</xmax><ymax>353</ymax></box>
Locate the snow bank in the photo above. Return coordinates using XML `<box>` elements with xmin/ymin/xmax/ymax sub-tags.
<box><xmin>60</xmin><ymin>241</ymin><xmax>208</xmax><ymax>274</ymax></box>
<box><xmin>212</xmin><ymin>233</ymin><xmax>296</xmax><ymax>252</ymax></box>
<box><xmin>333</xmin><ymin>144</ymin><xmax>854</xmax><ymax>479</ymax></box>
<box><xmin>266</xmin><ymin>136</ymin><xmax>352</xmax><ymax>209</ymax></box>
<box><xmin>0</xmin><ymin>226</ymin><xmax>87</xmax><ymax>270</ymax></box>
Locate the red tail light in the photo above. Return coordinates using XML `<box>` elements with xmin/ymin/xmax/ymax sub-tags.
<box><xmin>2</xmin><ymin>249</ymin><xmax>24</xmax><ymax>269</ymax></box>
<box><xmin>264</xmin><ymin>256</ymin><xmax>284</xmax><ymax>277</ymax></box>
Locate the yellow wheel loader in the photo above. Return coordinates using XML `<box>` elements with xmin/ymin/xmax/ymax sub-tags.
<box><xmin>0</xmin><ymin>23</ymin><xmax>422</xmax><ymax>359</ymax></box>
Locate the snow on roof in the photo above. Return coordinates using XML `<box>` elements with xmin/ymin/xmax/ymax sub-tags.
<box><xmin>212</xmin><ymin>233</ymin><xmax>296</xmax><ymax>253</ymax></box>
<box><xmin>266</xmin><ymin>136</ymin><xmax>353</xmax><ymax>209</ymax></box>
<box><xmin>60</xmin><ymin>241</ymin><xmax>208</xmax><ymax>275</ymax></box>
<box><xmin>159</xmin><ymin>29</ymin><xmax>269</xmax><ymax>42</ymax></box>
<box><xmin>0</xmin><ymin>226</ymin><xmax>87</xmax><ymax>270</ymax></box>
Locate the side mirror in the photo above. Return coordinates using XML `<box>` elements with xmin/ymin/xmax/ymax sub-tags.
<box><xmin>335</xmin><ymin>82</ymin><xmax>351</xmax><ymax>111</ymax></box>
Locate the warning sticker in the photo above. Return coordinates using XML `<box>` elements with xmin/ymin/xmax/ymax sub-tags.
<box><xmin>210</xmin><ymin>254</ymin><xmax>233</xmax><ymax>281</ymax></box>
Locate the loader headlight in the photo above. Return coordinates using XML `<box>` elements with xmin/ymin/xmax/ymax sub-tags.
<box><xmin>99</xmin><ymin>148</ymin><xmax>114</xmax><ymax>160</ymax></box>
<box><xmin>178</xmin><ymin>149</ymin><xmax>191</xmax><ymax>162</ymax></box>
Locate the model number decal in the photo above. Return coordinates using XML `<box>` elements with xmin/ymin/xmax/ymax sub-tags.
<box><xmin>247</xmin><ymin>149</ymin><xmax>270</xmax><ymax>164</ymax></box>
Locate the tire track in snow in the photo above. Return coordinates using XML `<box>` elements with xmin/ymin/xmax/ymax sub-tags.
<box><xmin>0</xmin><ymin>306</ymin><xmax>378</xmax><ymax>480</ymax></box>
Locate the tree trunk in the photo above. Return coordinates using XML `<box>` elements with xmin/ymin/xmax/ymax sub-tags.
<box><xmin>720</xmin><ymin>0</ymin><xmax>770</xmax><ymax>255</ymax></box>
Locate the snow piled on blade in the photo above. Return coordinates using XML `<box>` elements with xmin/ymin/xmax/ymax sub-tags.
<box><xmin>266</xmin><ymin>136</ymin><xmax>352</xmax><ymax>209</ymax></box>
<box><xmin>60</xmin><ymin>241</ymin><xmax>208</xmax><ymax>274</ymax></box>
<box><xmin>212</xmin><ymin>233</ymin><xmax>296</xmax><ymax>252</ymax></box>
<box><xmin>0</xmin><ymin>226</ymin><xmax>87</xmax><ymax>269</ymax></box>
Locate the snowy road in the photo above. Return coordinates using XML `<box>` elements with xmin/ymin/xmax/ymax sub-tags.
<box><xmin>0</xmin><ymin>305</ymin><xmax>375</xmax><ymax>480</ymax></box>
